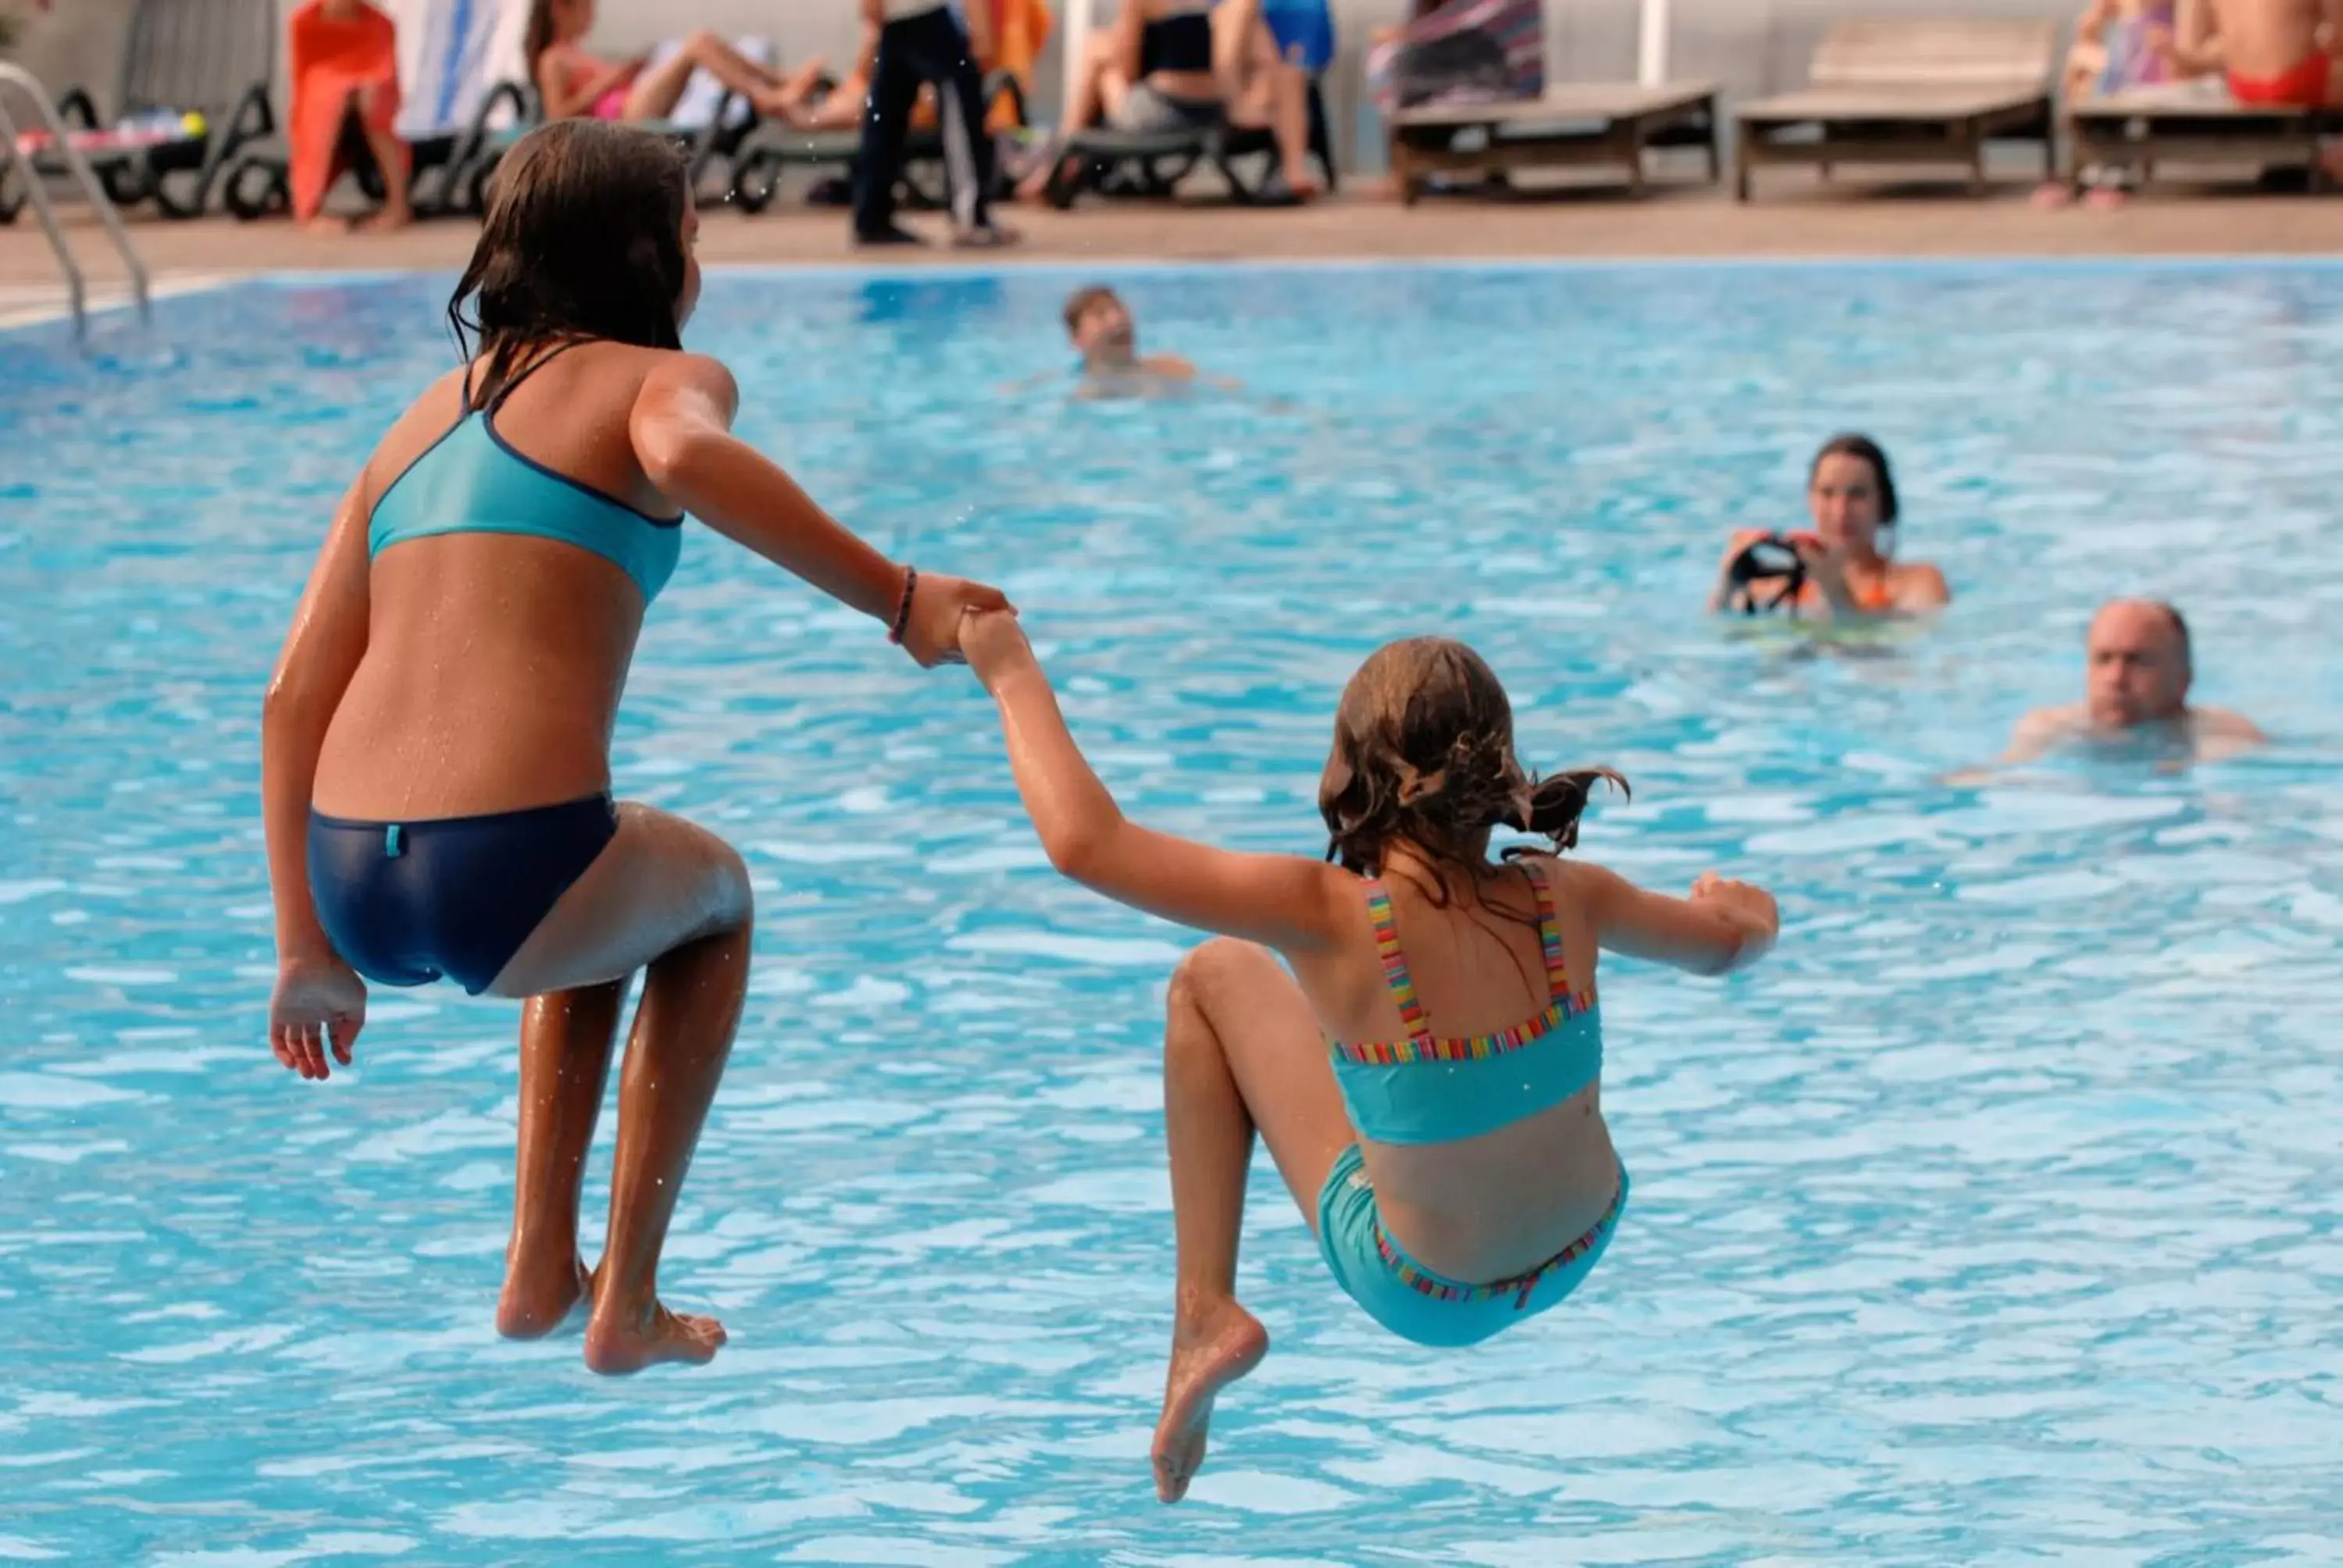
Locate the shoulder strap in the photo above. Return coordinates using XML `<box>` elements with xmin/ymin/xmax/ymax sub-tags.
<box><xmin>1523</xmin><ymin>861</ymin><xmax>1571</xmax><ymax>1003</ymax></box>
<box><xmin>1363</xmin><ymin>878</ymin><xmax>1435</xmax><ymax>1052</ymax></box>
<box><xmin>487</xmin><ymin>337</ymin><xmax>588</xmax><ymax>413</ymax></box>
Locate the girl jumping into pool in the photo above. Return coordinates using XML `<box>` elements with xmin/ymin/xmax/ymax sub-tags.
<box><xmin>261</xmin><ymin>120</ymin><xmax>1007</xmax><ymax>1375</ymax></box>
<box><xmin>960</xmin><ymin>615</ymin><xmax>1779</xmax><ymax>1500</ymax></box>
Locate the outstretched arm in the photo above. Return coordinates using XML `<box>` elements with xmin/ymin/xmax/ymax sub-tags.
<box><xmin>630</xmin><ymin>355</ymin><xmax>1008</xmax><ymax>665</ymax></box>
<box><xmin>1571</xmin><ymin>862</ymin><xmax>1777</xmax><ymax>976</ymax></box>
<box><xmin>964</xmin><ymin>611</ymin><xmax>1354</xmax><ymax>955</ymax></box>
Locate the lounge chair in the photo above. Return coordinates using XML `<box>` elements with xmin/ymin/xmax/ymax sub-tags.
<box><xmin>1389</xmin><ymin>84</ymin><xmax>1721</xmax><ymax>202</ymax></box>
<box><xmin>220</xmin><ymin>80</ymin><xmax>528</xmax><ymax>221</ymax></box>
<box><xmin>225</xmin><ymin>26</ymin><xmax>776</xmax><ymax>222</ymax></box>
<box><xmin>1733</xmin><ymin>18</ymin><xmax>2059</xmax><ymax>201</ymax></box>
<box><xmin>2066</xmin><ymin>86</ymin><xmax>2340</xmax><ymax>193</ymax></box>
<box><xmin>729</xmin><ymin>72</ymin><xmax>1029</xmax><ymax>215</ymax></box>
<box><xmin>33</xmin><ymin>0</ymin><xmax>276</xmax><ymax>218</ymax></box>
<box><xmin>1035</xmin><ymin>83</ymin><xmax>1335</xmax><ymax>207</ymax></box>
<box><xmin>447</xmin><ymin>81</ymin><xmax>764</xmax><ymax>214</ymax></box>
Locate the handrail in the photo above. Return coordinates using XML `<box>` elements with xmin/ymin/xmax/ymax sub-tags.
<box><xmin>0</xmin><ymin>62</ymin><xmax>153</xmax><ymax>343</ymax></box>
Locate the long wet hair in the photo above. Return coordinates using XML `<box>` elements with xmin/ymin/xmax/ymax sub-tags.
<box><xmin>445</xmin><ymin>119</ymin><xmax>690</xmax><ymax>408</ymax></box>
<box><xmin>1318</xmin><ymin>639</ymin><xmax>1627</xmax><ymax>904</ymax></box>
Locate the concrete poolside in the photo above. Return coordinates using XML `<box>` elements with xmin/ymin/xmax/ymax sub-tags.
<box><xmin>5</xmin><ymin>176</ymin><xmax>2343</xmax><ymax>323</ymax></box>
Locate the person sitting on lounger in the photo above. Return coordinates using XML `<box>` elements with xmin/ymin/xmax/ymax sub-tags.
<box><xmin>526</xmin><ymin>0</ymin><xmax>824</xmax><ymax>124</ymax></box>
<box><xmin>1016</xmin><ymin>0</ymin><xmax>1320</xmax><ymax>205</ymax></box>
<box><xmin>1709</xmin><ymin>434</ymin><xmax>1951</xmax><ymax>621</ymax></box>
<box><xmin>2035</xmin><ymin>0</ymin><xmax>2191</xmax><ymax>208</ymax></box>
<box><xmin>1987</xmin><ymin>598</ymin><xmax>2266</xmax><ymax>768</ymax></box>
<box><xmin>290</xmin><ymin>0</ymin><xmax>412</xmax><ymax>231</ymax></box>
<box><xmin>2157</xmin><ymin>0</ymin><xmax>2343</xmax><ymax>180</ymax></box>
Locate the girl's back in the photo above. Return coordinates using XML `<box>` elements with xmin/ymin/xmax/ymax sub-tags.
<box><xmin>315</xmin><ymin>342</ymin><xmax>677</xmax><ymax>821</ymax></box>
<box><xmin>1294</xmin><ymin>853</ymin><xmax>1621</xmax><ymax>1282</ymax></box>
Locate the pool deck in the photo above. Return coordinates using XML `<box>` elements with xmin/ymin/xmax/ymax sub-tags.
<box><xmin>5</xmin><ymin>180</ymin><xmax>2343</xmax><ymax>325</ymax></box>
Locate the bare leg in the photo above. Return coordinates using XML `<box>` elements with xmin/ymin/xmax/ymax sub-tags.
<box><xmin>626</xmin><ymin>30</ymin><xmax>809</xmax><ymax>120</ymax></box>
<box><xmin>1250</xmin><ymin>20</ymin><xmax>1318</xmax><ymax>195</ymax></box>
<box><xmin>490</xmin><ymin>803</ymin><xmax>753</xmax><ymax>1374</ymax></box>
<box><xmin>581</xmin><ymin>922</ymin><xmax>747</xmax><ymax>1374</ymax></box>
<box><xmin>797</xmin><ymin>71</ymin><xmax>868</xmax><ymax>130</ymax></box>
<box><xmin>497</xmin><ymin>980</ymin><xmax>623</xmax><ymax>1338</ymax></box>
<box><xmin>1017</xmin><ymin>34</ymin><xmax>1123</xmax><ymax>201</ymax></box>
<box><xmin>350</xmin><ymin>84</ymin><xmax>413</xmax><ymax>230</ymax></box>
<box><xmin>1151</xmin><ymin>939</ymin><xmax>1353</xmax><ymax>1503</ymax></box>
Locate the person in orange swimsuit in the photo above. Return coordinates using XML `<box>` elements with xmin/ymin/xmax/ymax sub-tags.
<box><xmin>1710</xmin><ymin>434</ymin><xmax>1951</xmax><ymax>622</ymax></box>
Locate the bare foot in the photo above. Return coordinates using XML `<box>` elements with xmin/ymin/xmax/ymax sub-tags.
<box><xmin>2082</xmin><ymin>185</ymin><xmax>2129</xmax><ymax>211</ymax></box>
<box><xmin>1150</xmin><ymin>1297</ymin><xmax>1268</xmax><ymax>1504</ymax></box>
<box><xmin>495</xmin><ymin>1253</ymin><xmax>590</xmax><ymax>1340</ymax></box>
<box><xmin>2030</xmin><ymin>180</ymin><xmax>2075</xmax><ymax>209</ymax></box>
<box><xmin>583</xmin><ymin>1296</ymin><xmax>727</xmax><ymax>1375</ymax></box>
<box><xmin>357</xmin><ymin>202</ymin><xmax>412</xmax><ymax>233</ymax></box>
<box><xmin>303</xmin><ymin>215</ymin><xmax>354</xmax><ymax>235</ymax></box>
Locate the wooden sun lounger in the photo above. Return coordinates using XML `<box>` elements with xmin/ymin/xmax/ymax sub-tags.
<box><xmin>2067</xmin><ymin>90</ymin><xmax>2341</xmax><ymax>191</ymax></box>
<box><xmin>1734</xmin><ymin>19</ymin><xmax>2058</xmax><ymax>201</ymax></box>
<box><xmin>1387</xmin><ymin>81</ymin><xmax>1721</xmax><ymax>203</ymax></box>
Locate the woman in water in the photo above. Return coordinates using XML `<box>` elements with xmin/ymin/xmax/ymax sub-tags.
<box><xmin>961</xmin><ymin>618</ymin><xmax>1779</xmax><ymax>1501</ymax></box>
<box><xmin>527</xmin><ymin>0</ymin><xmax>824</xmax><ymax>125</ymax></box>
<box><xmin>1710</xmin><ymin>434</ymin><xmax>1952</xmax><ymax>619</ymax></box>
<box><xmin>262</xmin><ymin>121</ymin><xmax>1007</xmax><ymax>1375</ymax></box>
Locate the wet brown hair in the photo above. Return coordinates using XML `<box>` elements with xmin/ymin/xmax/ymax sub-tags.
<box><xmin>1318</xmin><ymin>638</ymin><xmax>1627</xmax><ymax>886</ymax></box>
<box><xmin>446</xmin><ymin>119</ymin><xmax>690</xmax><ymax>408</ymax></box>
<box><xmin>1810</xmin><ymin>433</ymin><xmax>1900</xmax><ymax>526</ymax></box>
<box><xmin>1062</xmin><ymin>284</ymin><xmax>1122</xmax><ymax>337</ymax></box>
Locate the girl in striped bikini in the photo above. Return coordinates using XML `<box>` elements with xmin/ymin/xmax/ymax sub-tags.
<box><xmin>961</xmin><ymin>618</ymin><xmax>1780</xmax><ymax>1502</ymax></box>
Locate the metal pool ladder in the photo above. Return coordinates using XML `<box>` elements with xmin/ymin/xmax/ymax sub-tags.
<box><xmin>0</xmin><ymin>62</ymin><xmax>152</xmax><ymax>343</ymax></box>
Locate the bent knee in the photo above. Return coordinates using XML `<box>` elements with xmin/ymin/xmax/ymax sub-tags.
<box><xmin>1168</xmin><ymin>936</ymin><xmax>1275</xmax><ymax>1010</ymax></box>
<box><xmin>704</xmin><ymin>836</ymin><xmax>754</xmax><ymax>935</ymax></box>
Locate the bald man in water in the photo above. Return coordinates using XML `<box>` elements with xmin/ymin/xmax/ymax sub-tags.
<box><xmin>1998</xmin><ymin>598</ymin><xmax>2266</xmax><ymax>766</ymax></box>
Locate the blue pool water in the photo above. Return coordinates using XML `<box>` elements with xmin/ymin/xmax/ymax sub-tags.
<box><xmin>2</xmin><ymin>262</ymin><xmax>2339</xmax><ymax>1565</ymax></box>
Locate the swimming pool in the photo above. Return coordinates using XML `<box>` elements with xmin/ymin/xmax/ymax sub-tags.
<box><xmin>2</xmin><ymin>260</ymin><xmax>2338</xmax><ymax>1565</ymax></box>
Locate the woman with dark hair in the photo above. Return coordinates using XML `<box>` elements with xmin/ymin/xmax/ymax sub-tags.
<box><xmin>526</xmin><ymin>0</ymin><xmax>822</xmax><ymax>124</ymax></box>
<box><xmin>961</xmin><ymin>618</ymin><xmax>1778</xmax><ymax>1501</ymax></box>
<box><xmin>260</xmin><ymin>120</ymin><xmax>1007</xmax><ymax>1376</ymax></box>
<box><xmin>1711</xmin><ymin>434</ymin><xmax>1952</xmax><ymax>619</ymax></box>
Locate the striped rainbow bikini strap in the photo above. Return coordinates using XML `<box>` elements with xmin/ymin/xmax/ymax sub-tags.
<box><xmin>1363</xmin><ymin>878</ymin><xmax>1435</xmax><ymax>1050</ymax></box>
<box><xmin>1525</xmin><ymin>860</ymin><xmax>1572</xmax><ymax>1002</ymax></box>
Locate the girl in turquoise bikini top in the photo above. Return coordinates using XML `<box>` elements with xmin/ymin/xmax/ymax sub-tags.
<box><xmin>367</xmin><ymin>339</ymin><xmax>684</xmax><ymax>604</ymax></box>
<box><xmin>962</xmin><ymin>625</ymin><xmax>1782</xmax><ymax>1502</ymax></box>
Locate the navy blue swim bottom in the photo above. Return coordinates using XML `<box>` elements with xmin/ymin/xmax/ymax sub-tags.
<box><xmin>308</xmin><ymin>795</ymin><xmax>619</xmax><ymax>996</ymax></box>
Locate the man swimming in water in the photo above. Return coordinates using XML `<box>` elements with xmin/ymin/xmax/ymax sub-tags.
<box><xmin>1995</xmin><ymin>598</ymin><xmax>2265</xmax><ymax>766</ymax></box>
<box><xmin>1062</xmin><ymin>285</ymin><xmax>1232</xmax><ymax>396</ymax></box>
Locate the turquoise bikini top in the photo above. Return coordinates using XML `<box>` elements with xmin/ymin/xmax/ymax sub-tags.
<box><xmin>1329</xmin><ymin>861</ymin><xmax>1603</xmax><ymax>1147</ymax></box>
<box><xmin>368</xmin><ymin>341</ymin><xmax>683</xmax><ymax>603</ymax></box>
